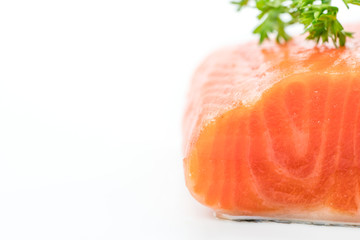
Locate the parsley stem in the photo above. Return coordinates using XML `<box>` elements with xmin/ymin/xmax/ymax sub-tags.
<box><xmin>232</xmin><ymin>0</ymin><xmax>356</xmax><ymax>47</ymax></box>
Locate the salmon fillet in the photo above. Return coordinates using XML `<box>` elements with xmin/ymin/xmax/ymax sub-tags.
<box><xmin>183</xmin><ymin>24</ymin><xmax>360</xmax><ymax>225</ymax></box>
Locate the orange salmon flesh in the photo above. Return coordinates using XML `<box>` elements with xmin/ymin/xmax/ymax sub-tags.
<box><xmin>183</xmin><ymin>25</ymin><xmax>360</xmax><ymax>224</ymax></box>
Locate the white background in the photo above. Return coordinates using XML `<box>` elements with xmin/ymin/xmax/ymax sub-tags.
<box><xmin>0</xmin><ymin>1</ymin><xmax>360</xmax><ymax>239</ymax></box>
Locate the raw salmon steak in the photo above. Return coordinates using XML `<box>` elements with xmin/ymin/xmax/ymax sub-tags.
<box><xmin>183</xmin><ymin>25</ymin><xmax>360</xmax><ymax>225</ymax></box>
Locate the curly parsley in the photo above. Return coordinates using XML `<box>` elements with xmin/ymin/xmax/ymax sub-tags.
<box><xmin>232</xmin><ymin>0</ymin><xmax>360</xmax><ymax>47</ymax></box>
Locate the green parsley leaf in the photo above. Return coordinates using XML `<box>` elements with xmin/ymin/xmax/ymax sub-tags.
<box><xmin>232</xmin><ymin>0</ymin><xmax>356</xmax><ymax>47</ymax></box>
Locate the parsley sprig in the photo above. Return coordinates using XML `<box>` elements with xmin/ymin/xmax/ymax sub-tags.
<box><xmin>232</xmin><ymin>0</ymin><xmax>360</xmax><ymax>47</ymax></box>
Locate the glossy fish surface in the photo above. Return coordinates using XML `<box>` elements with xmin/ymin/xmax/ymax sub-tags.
<box><xmin>183</xmin><ymin>25</ymin><xmax>360</xmax><ymax>225</ymax></box>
